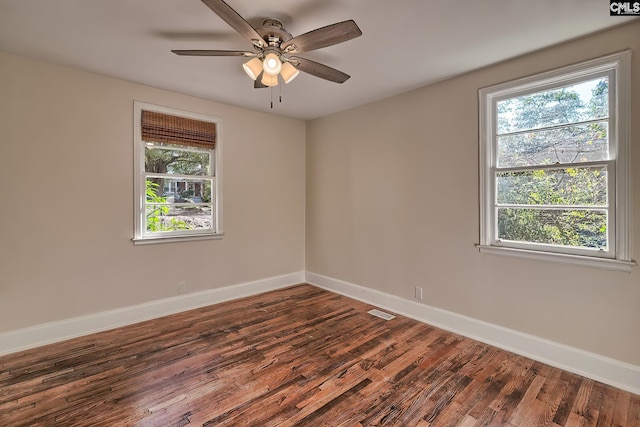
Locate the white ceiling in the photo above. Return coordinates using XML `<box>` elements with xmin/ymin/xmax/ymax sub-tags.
<box><xmin>0</xmin><ymin>0</ymin><xmax>635</xmax><ymax>120</ymax></box>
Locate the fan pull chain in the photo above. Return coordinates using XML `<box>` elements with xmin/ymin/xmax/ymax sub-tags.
<box><xmin>267</xmin><ymin>82</ymin><xmax>283</xmax><ymax>109</ymax></box>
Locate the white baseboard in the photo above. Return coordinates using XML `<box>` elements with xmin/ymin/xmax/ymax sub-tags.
<box><xmin>3</xmin><ymin>270</ymin><xmax>638</xmax><ymax>395</ymax></box>
<box><xmin>305</xmin><ymin>271</ymin><xmax>640</xmax><ymax>395</ymax></box>
<box><xmin>0</xmin><ymin>271</ymin><xmax>305</xmax><ymax>357</ymax></box>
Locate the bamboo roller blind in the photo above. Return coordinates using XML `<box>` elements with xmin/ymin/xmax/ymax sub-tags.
<box><xmin>141</xmin><ymin>110</ymin><xmax>216</xmax><ymax>149</ymax></box>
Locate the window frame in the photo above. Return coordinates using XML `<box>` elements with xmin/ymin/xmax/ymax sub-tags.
<box><xmin>478</xmin><ymin>51</ymin><xmax>634</xmax><ymax>271</ymax></box>
<box><xmin>132</xmin><ymin>101</ymin><xmax>223</xmax><ymax>244</ymax></box>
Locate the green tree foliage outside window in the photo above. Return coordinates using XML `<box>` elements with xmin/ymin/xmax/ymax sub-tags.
<box><xmin>495</xmin><ymin>77</ymin><xmax>610</xmax><ymax>250</ymax></box>
<box><xmin>144</xmin><ymin>145</ymin><xmax>213</xmax><ymax>232</ymax></box>
<box><xmin>145</xmin><ymin>181</ymin><xmax>190</xmax><ymax>232</ymax></box>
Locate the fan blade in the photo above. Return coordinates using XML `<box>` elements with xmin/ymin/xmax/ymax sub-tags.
<box><xmin>201</xmin><ymin>0</ymin><xmax>265</xmax><ymax>48</ymax></box>
<box><xmin>288</xmin><ymin>57</ymin><xmax>350</xmax><ymax>83</ymax></box>
<box><xmin>281</xmin><ymin>20</ymin><xmax>361</xmax><ymax>53</ymax></box>
<box><xmin>172</xmin><ymin>49</ymin><xmax>255</xmax><ymax>56</ymax></box>
<box><xmin>254</xmin><ymin>71</ymin><xmax>268</xmax><ymax>89</ymax></box>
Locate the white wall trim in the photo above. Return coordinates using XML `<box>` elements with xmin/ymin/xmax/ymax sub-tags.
<box><xmin>0</xmin><ymin>271</ymin><xmax>304</xmax><ymax>357</ymax></box>
<box><xmin>305</xmin><ymin>271</ymin><xmax>640</xmax><ymax>395</ymax></box>
<box><xmin>3</xmin><ymin>270</ymin><xmax>638</xmax><ymax>395</ymax></box>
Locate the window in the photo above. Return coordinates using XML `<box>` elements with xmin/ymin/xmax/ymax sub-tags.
<box><xmin>133</xmin><ymin>102</ymin><xmax>222</xmax><ymax>244</ymax></box>
<box><xmin>478</xmin><ymin>52</ymin><xmax>634</xmax><ymax>270</ymax></box>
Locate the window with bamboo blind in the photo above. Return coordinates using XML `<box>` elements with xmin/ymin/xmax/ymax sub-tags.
<box><xmin>133</xmin><ymin>101</ymin><xmax>223</xmax><ymax>243</ymax></box>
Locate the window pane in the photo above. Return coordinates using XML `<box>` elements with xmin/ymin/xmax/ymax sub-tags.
<box><xmin>145</xmin><ymin>205</ymin><xmax>213</xmax><ymax>232</ymax></box>
<box><xmin>497</xmin><ymin>167</ymin><xmax>607</xmax><ymax>206</ymax></box>
<box><xmin>497</xmin><ymin>121</ymin><xmax>608</xmax><ymax>167</ymax></box>
<box><xmin>145</xmin><ymin>147</ymin><xmax>210</xmax><ymax>176</ymax></box>
<box><xmin>497</xmin><ymin>77</ymin><xmax>608</xmax><ymax>134</ymax></box>
<box><xmin>497</xmin><ymin>208</ymin><xmax>607</xmax><ymax>249</ymax></box>
<box><xmin>146</xmin><ymin>178</ymin><xmax>212</xmax><ymax>203</ymax></box>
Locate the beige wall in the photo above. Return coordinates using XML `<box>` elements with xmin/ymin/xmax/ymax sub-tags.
<box><xmin>0</xmin><ymin>52</ymin><xmax>306</xmax><ymax>333</ymax></box>
<box><xmin>306</xmin><ymin>22</ymin><xmax>640</xmax><ymax>365</ymax></box>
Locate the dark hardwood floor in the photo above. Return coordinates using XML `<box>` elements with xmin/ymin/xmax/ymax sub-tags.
<box><xmin>1</xmin><ymin>284</ymin><xmax>638</xmax><ymax>426</ymax></box>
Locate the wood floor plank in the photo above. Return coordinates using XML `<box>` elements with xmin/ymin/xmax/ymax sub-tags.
<box><xmin>554</xmin><ymin>371</ymin><xmax>585</xmax><ymax>425</ymax></box>
<box><xmin>0</xmin><ymin>284</ymin><xmax>638</xmax><ymax>426</ymax></box>
<box><xmin>508</xmin><ymin>373</ymin><xmax>547</xmax><ymax>425</ymax></box>
<box><xmin>612</xmin><ymin>390</ymin><xmax>631</xmax><ymax>427</ymax></box>
<box><xmin>627</xmin><ymin>394</ymin><xmax>640</xmax><ymax>427</ymax></box>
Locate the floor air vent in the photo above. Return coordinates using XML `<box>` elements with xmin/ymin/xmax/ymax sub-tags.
<box><xmin>367</xmin><ymin>309</ymin><xmax>395</xmax><ymax>320</ymax></box>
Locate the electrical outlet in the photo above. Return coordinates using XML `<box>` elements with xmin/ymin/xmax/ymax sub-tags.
<box><xmin>414</xmin><ymin>287</ymin><xmax>423</xmax><ymax>301</ymax></box>
<box><xmin>178</xmin><ymin>282</ymin><xmax>187</xmax><ymax>294</ymax></box>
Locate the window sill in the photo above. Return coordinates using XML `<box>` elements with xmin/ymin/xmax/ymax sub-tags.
<box><xmin>132</xmin><ymin>233</ymin><xmax>224</xmax><ymax>245</ymax></box>
<box><xmin>476</xmin><ymin>245</ymin><xmax>636</xmax><ymax>272</ymax></box>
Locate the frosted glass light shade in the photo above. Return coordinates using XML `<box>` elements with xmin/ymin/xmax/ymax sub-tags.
<box><xmin>242</xmin><ymin>58</ymin><xmax>263</xmax><ymax>80</ymax></box>
<box><xmin>261</xmin><ymin>73</ymin><xmax>279</xmax><ymax>87</ymax></box>
<box><xmin>280</xmin><ymin>62</ymin><xmax>299</xmax><ymax>84</ymax></box>
<box><xmin>263</xmin><ymin>52</ymin><xmax>282</xmax><ymax>76</ymax></box>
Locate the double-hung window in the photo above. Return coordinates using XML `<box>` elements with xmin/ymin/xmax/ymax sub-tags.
<box><xmin>478</xmin><ymin>52</ymin><xmax>633</xmax><ymax>270</ymax></box>
<box><xmin>133</xmin><ymin>101</ymin><xmax>222</xmax><ymax>244</ymax></box>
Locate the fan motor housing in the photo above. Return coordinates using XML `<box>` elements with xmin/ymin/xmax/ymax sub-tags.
<box><xmin>256</xmin><ymin>18</ymin><xmax>292</xmax><ymax>47</ymax></box>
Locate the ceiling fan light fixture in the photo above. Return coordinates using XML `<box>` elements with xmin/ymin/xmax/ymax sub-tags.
<box><xmin>242</xmin><ymin>57</ymin><xmax>263</xmax><ymax>80</ymax></box>
<box><xmin>261</xmin><ymin>72</ymin><xmax>279</xmax><ymax>87</ymax></box>
<box><xmin>280</xmin><ymin>62</ymin><xmax>300</xmax><ymax>84</ymax></box>
<box><xmin>171</xmin><ymin>2</ymin><xmax>362</xmax><ymax>93</ymax></box>
<box><xmin>263</xmin><ymin>52</ymin><xmax>282</xmax><ymax>76</ymax></box>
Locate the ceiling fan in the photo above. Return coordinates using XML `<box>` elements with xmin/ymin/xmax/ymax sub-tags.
<box><xmin>171</xmin><ymin>0</ymin><xmax>362</xmax><ymax>89</ymax></box>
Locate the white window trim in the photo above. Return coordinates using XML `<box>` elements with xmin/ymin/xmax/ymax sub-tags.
<box><xmin>478</xmin><ymin>51</ymin><xmax>635</xmax><ymax>272</ymax></box>
<box><xmin>132</xmin><ymin>101</ymin><xmax>224</xmax><ymax>245</ymax></box>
